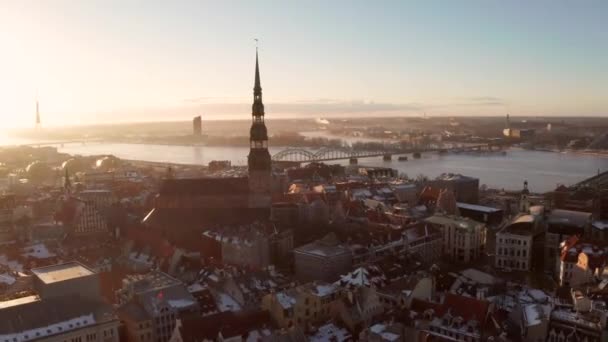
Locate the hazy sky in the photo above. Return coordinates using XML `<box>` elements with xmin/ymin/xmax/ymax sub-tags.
<box><xmin>1</xmin><ymin>1</ymin><xmax>607</xmax><ymax>127</ymax></box>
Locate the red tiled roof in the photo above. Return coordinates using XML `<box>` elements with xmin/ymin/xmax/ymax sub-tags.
<box><xmin>444</xmin><ymin>293</ymin><xmax>490</xmax><ymax>322</ymax></box>
<box><xmin>159</xmin><ymin>177</ymin><xmax>250</xmax><ymax>196</ymax></box>
<box><xmin>411</xmin><ymin>298</ymin><xmax>444</xmax><ymax>315</ymax></box>
<box><xmin>126</xmin><ymin>226</ymin><xmax>175</xmax><ymax>258</ymax></box>
<box><xmin>178</xmin><ymin>310</ymin><xmax>275</xmax><ymax>342</ymax></box>
<box><xmin>411</xmin><ymin>294</ymin><xmax>490</xmax><ymax>323</ymax></box>
<box><xmin>419</xmin><ymin>186</ymin><xmax>440</xmax><ymax>203</ymax></box>
<box><xmin>54</xmin><ymin>197</ymin><xmax>83</xmax><ymax>224</ymax></box>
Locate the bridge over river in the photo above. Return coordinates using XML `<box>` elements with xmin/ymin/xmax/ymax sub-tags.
<box><xmin>271</xmin><ymin>142</ymin><xmax>506</xmax><ymax>163</ymax></box>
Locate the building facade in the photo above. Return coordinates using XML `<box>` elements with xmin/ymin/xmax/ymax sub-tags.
<box><xmin>261</xmin><ymin>282</ymin><xmax>342</xmax><ymax>329</ymax></box>
<box><xmin>116</xmin><ymin>271</ymin><xmax>199</xmax><ymax>342</ymax></box>
<box><xmin>428</xmin><ymin>173</ymin><xmax>480</xmax><ymax>204</ymax></box>
<box><xmin>294</xmin><ymin>234</ymin><xmax>352</xmax><ymax>282</ymax></box>
<box><xmin>403</xmin><ymin>222</ymin><xmax>443</xmax><ymax>265</ymax></box>
<box><xmin>545</xmin><ymin>209</ymin><xmax>592</xmax><ymax>275</ymax></box>
<box><xmin>558</xmin><ymin>237</ymin><xmax>607</xmax><ymax>287</ymax></box>
<box><xmin>0</xmin><ymin>262</ymin><xmax>120</xmax><ymax>342</ymax></box>
<box><xmin>425</xmin><ymin>214</ymin><xmax>486</xmax><ymax>264</ymax></box>
<box><xmin>495</xmin><ymin>215</ymin><xmax>538</xmax><ymax>271</ymax></box>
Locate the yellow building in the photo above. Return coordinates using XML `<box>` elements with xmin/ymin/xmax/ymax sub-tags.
<box><xmin>261</xmin><ymin>282</ymin><xmax>342</xmax><ymax>328</ymax></box>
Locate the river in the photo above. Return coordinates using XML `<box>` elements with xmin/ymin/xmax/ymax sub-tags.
<box><xmin>55</xmin><ymin>141</ymin><xmax>608</xmax><ymax>193</ymax></box>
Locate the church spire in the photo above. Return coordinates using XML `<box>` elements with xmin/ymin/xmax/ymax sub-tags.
<box><xmin>252</xmin><ymin>48</ymin><xmax>265</xmax><ymax>119</ymax></box>
<box><xmin>248</xmin><ymin>47</ymin><xmax>271</xmax><ymax>203</ymax></box>
<box><xmin>254</xmin><ymin>49</ymin><xmax>262</xmax><ymax>95</ymax></box>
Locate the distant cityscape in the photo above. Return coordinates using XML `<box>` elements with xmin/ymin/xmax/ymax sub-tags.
<box><xmin>0</xmin><ymin>51</ymin><xmax>607</xmax><ymax>342</ymax></box>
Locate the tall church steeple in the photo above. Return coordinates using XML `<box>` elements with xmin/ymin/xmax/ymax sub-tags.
<box><xmin>252</xmin><ymin>50</ymin><xmax>265</xmax><ymax>121</ymax></box>
<box><xmin>248</xmin><ymin>48</ymin><xmax>272</xmax><ymax>206</ymax></box>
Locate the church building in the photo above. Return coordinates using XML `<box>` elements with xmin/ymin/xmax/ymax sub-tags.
<box><xmin>143</xmin><ymin>51</ymin><xmax>273</xmax><ymax>237</ymax></box>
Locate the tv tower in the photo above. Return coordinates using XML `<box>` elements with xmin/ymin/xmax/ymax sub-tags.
<box><xmin>35</xmin><ymin>99</ymin><xmax>41</xmax><ymax>129</ymax></box>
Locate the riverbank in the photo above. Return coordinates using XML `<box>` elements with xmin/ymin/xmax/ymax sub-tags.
<box><xmin>53</xmin><ymin>142</ymin><xmax>608</xmax><ymax>193</ymax></box>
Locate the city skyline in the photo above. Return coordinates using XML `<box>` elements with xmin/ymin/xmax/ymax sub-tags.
<box><xmin>1</xmin><ymin>1</ymin><xmax>607</xmax><ymax>128</ymax></box>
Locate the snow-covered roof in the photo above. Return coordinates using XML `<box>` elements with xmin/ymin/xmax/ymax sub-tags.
<box><xmin>369</xmin><ymin>323</ymin><xmax>401</xmax><ymax>341</ymax></box>
<box><xmin>0</xmin><ymin>255</ymin><xmax>23</xmax><ymax>272</ymax></box>
<box><xmin>593</xmin><ymin>220</ymin><xmax>608</xmax><ymax>231</ymax></box>
<box><xmin>187</xmin><ymin>282</ymin><xmax>207</xmax><ymax>293</ymax></box>
<box><xmin>336</xmin><ymin>266</ymin><xmax>386</xmax><ymax>288</ymax></box>
<box><xmin>22</xmin><ymin>243</ymin><xmax>56</xmax><ymax>259</ymax></box>
<box><xmin>457</xmin><ymin>202</ymin><xmax>501</xmax><ymax>213</ymax></box>
<box><xmin>245</xmin><ymin>329</ymin><xmax>272</xmax><ymax>342</ymax></box>
<box><xmin>128</xmin><ymin>252</ymin><xmax>155</xmax><ymax>267</ymax></box>
<box><xmin>523</xmin><ymin>304</ymin><xmax>550</xmax><ymax>327</ymax></box>
<box><xmin>276</xmin><ymin>292</ymin><xmax>296</xmax><ymax>309</ymax></box>
<box><xmin>309</xmin><ymin>323</ymin><xmax>351</xmax><ymax>342</ymax></box>
<box><xmin>460</xmin><ymin>268</ymin><xmax>498</xmax><ymax>285</ymax></box>
<box><xmin>313</xmin><ymin>283</ymin><xmax>338</xmax><ymax>297</ymax></box>
<box><xmin>0</xmin><ymin>313</ymin><xmax>95</xmax><ymax>342</ymax></box>
<box><xmin>551</xmin><ymin>309</ymin><xmax>602</xmax><ymax>331</ymax></box>
<box><xmin>32</xmin><ymin>262</ymin><xmax>94</xmax><ymax>284</ymax></box>
<box><xmin>216</xmin><ymin>293</ymin><xmax>241</xmax><ymax>312</ymax></box>
<box><xmin>0</xmin><ymin>273</ymin><xmax>16</xmax><ymax>285</ymax></box>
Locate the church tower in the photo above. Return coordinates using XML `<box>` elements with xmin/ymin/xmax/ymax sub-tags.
<box><xmin>519</xmin><ymin>180</ymin><xmax>530</xmax><ymax>213</ymax></box>
<box><xmin>248</xmin><ymin>50</ymin><xmax>272</xmax><ymax>207</ymax></box>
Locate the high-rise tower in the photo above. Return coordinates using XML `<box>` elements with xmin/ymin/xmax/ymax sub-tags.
<box><xmin>248</xmin><ymin>50</ymin><xmax>272</xmax><ymax>204</ymax></box>
<box><xmin>35</xmin><ymin>100</ymin><xmax>41</xmax><ymax>129</ymax></box>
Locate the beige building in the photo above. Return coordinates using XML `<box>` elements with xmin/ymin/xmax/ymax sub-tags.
<box><xmin>261</xmin><ymin>282</ymin><xmax>342</xmax><ymax>329</ymax></box>
<box><xmin>425</xmin><ymin>214</ymin><xmax>486</xmax><ymax>264</ymax></box>
<box><xmin>495</xmin><ymin>215</ymin><xmax>538</xmax><ymax>271</ymax></box>
<box><xmin>0</xmin><ymin>262</ymin><xmax>120</xmax><ymax>342</ymax></box>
